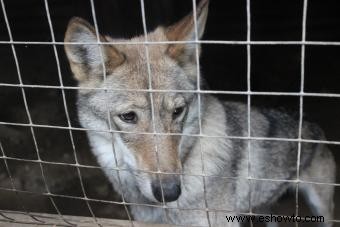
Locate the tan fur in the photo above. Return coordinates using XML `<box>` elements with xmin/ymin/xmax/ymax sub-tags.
<box><xmin>63</xmin><ymin>2</ymin><xmax>208</xmax><ymax>205</ymax></box>
<box><xmin>64</xmin><ymin>0</ymin><xmax>208</xmax><ymax>88</ymax></box>
<box><xmin>166</xmin><ymin>0</ymin><xmax>209</xmax><ymax>60</ymax></box>
<box><xmin>64</xmin><ymin>17</ymin><xmax>125</xmax><ymax>82</ymax></box>
<box><xmin>132</xmin><ymin>134</ymin><xmax>180</xmax><ymax>174</ymax></box>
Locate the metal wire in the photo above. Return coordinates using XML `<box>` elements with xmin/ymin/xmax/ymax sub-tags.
<box><xmin>246</xmin><ymin>0</ymin><xmax>253</xmax><ymax>226</ymax></box>
<box><xmin>44</xmin><ymin>0</ymin><xmax>99</xmax><ymax>225</ymax></box>
<box><xmin>1</xmin><ymin>0</ymin><xmax>74</xmax><ymax>225</ymax></box>
<box><xmin>2</xmin><ymin>120</ymin><xmax>340</xmax><ymax>146</ymax></box>
<box><xmin>0</xmin><ymin>186</ymin><xmax>337</xmax><ymax>225</ymax></box>
<box><xmin>138</xmin><ymin>0</ymin><xmax>172</xmax><ymax>223</ymax></box>
<box><xmin>192</xmin><ymin>0</ymin><xmax>211</xmax><ymax>225</ymax></box>
<box><xmin>2</xmin><ymin>40</ymin><xmax>340</xmax><ymax>45</ymax></box>
<box><xmin>89</xmin><ymin>0</ymin><xmax>135</xmax><ymax>225</ymax></box>
<box><xmin>0</xmin><ymin>0</ymin><xmax>339</xmax><ymax>226</ymax></box>
<box><xmin>295</xmin><ymin>1</ymin><xmax>309</xmax><ymax>226</ymax></box>
<box><xmin>0</xmin><ymin>141</ymin><xmax>45</xmax><ymax>224</ymax></box>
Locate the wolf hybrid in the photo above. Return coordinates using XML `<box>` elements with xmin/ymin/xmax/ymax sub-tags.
<box><xmin>64</xmin><ymin>0</ymin><xmax>335</xmax><ymax>226</ymax></box>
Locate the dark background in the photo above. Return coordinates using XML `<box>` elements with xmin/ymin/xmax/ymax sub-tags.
<box><xmin>0</xmin><ymin>0</ymin><xmax>340</xmax><ymax>226</ymax></box>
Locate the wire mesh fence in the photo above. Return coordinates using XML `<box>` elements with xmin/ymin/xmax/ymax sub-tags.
<box><xmin>0</xmin><ymin>0</ymin><xmax>340</xmax><ymax>226</ymax></box>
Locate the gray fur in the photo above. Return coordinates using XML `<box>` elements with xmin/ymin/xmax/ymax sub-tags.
<box><xmin>64</xmin><ymin>1</ymin><xmax>336</xmax><ymax>226</ymax></box>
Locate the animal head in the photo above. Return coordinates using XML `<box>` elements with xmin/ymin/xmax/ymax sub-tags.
<box><xmin>64</xmin><ymin>0</ymin><xmax>209</xmax><ymax>203</ymax></box>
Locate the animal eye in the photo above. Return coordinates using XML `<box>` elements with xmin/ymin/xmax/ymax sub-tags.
<box><xmin>118</xmin><ymin>111</ymin><xmax>138</xmax><ymax>123</ymax></box>
<box><xmin>173</xmin><ymin>106</ymin><xmax>185</xmax><ymax>119</ymax></box>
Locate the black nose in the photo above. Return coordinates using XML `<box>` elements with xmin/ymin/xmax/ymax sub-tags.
<box><xmin>151</xmin><ymin>177</ymin><xmax>181</xmax><ymax>202</ymax></box>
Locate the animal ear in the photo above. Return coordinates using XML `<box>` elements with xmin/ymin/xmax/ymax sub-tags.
<box><xmin>64</xmin><ymin>17</ymin><xmax>125</xmax><ymax>82</ymax></box>
<box><xmin>165</xmin><ymin>0</ymin><xmax>209</xmax><ymax>63</ymax></box>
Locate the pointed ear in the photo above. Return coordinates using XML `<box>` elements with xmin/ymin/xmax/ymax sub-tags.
<box><xmin>64</xmin><ymin>17</ymin><xmax>125</xmax><ymax>82</ymax></box>
<box><xmin>165</xmin><ymin>0</ymin><xmax>209</xmax><ymax>63</ymax></box>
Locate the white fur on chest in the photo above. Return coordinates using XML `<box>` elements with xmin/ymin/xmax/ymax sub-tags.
<box><xmin>87</xmin><ymin>132</ymin><xmax>136</xmax><ymax>169</ymax></box>
<box><xmin>86</xmin><ymin>131</ymin><xmax>138</xmax><ymax>195</ymax></box>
